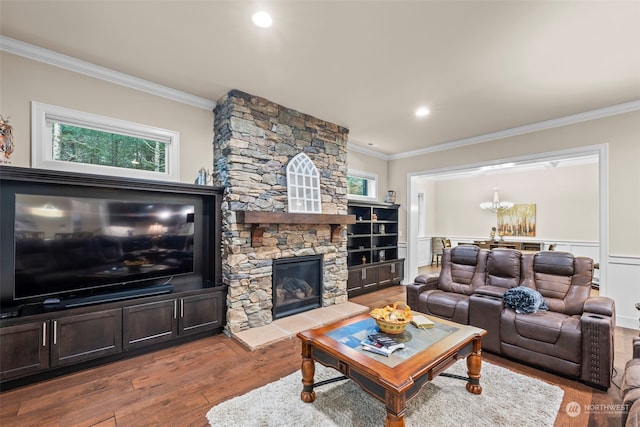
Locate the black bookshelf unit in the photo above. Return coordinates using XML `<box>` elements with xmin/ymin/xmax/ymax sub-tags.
<box><xmin>346</xmin><ymin>202</ymin><xmax>404</xmax><ymax>295</ymax></box>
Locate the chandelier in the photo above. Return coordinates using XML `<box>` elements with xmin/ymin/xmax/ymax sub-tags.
<box><xmin>480</xmin><ymin>187</ymin><xmax>513</xmax><ymax>213</ymax></box>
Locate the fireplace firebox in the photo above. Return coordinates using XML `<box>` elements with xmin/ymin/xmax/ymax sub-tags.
<box><xmin>272</xmin><ymin>255</ymin><xmax>323</xmax><ymax>319</ymax></box>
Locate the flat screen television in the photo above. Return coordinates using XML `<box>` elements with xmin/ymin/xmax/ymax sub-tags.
<box><xmin>0</xmin><ymin>176</ymin><xmax>212</xmax><ymax>309</ymax></box>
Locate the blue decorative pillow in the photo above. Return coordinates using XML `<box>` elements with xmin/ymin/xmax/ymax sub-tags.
<box><xmin>503</xmin><ymin>286</ymin><xmax>548</xmax><ymax>314</ymax></box>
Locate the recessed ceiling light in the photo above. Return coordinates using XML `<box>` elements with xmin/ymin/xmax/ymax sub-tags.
<box><xmin>415</xmin><ymin>107</ymin><xmax>430</xmax><ymax>117</ymax></box>
<box><xmin>252</xmin><ymin>11</ymin><xmax>272</xmax><ymax>28</ymax></box>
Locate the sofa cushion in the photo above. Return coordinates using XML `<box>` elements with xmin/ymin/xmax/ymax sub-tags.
<box><xmin>419</xmin><ymin>290</ymin><xmax>469</xmax><ymax>324</ymax></box>
<box><xmin>501</xmin><ymin>309</ymin><xmax>581</xmax><ymax>363</ymax></box>
<box><xmin>486</xmin><ymin>249</ymin><xmax>521</xmax><ymax>289</ymax></box>
<box><xmin>451</xmin><ymin>245</ymin><xmax>481</xmax><ymax>266</ymax></box>
<box><xmin>437</xmin><ymin>246</ymin><xmax>487</xmax><ymax>296</ymax></box>
<box><xmin>512</xmin><ymin>311</ymin><xmax>567</xmax><ymax>343</ymax></box>
<box><xmin>534</xmin><ymin>251</ymin><xmax>574</xmax><ymax>276</ymax></box>
<box><xmin>521</xmin><ymin>252</ymin><xmax>592</xmax><ymax>315</ymax></box>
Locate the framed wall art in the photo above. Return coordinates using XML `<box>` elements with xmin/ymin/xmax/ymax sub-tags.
<box><xmin>497</xmin><ymin>204</ymin><xmax>536</xmax><ymax>237</ymax></box>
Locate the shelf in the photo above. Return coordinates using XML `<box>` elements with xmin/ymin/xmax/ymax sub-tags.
<box><xmin>346</xmin><ymin>201</ymin><xmax>403</xmax><ymax>295</ymax></box>
<box><xmin>235</xmin><ymin>211</ymin><xmax>356</xmax><ymax>246</ymax></box>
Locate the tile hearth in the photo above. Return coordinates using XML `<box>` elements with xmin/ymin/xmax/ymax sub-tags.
<box><xmin>230</xmin><ymin>302</ymin><xmax>368</xmax><ymax>350</ymax></box>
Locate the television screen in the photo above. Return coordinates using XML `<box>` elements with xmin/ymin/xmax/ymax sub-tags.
<box><xmin>14</xmin><ymin>193</ymin><xmax>196</xmax><ymax>301</ymax></box>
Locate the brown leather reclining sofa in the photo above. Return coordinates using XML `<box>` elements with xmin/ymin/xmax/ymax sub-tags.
<box><xmin>406</xmin><ymin>245</ymin><xmax>615</xmax><ymax>389</ymax></box>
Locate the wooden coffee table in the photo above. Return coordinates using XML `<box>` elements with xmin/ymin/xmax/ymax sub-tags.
<box><xmin>297</xmin><ymin>312</ymin><xmax>487</xmax><ymax>427</ymax></box>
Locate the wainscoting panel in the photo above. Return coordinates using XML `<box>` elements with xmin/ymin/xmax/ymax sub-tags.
<box><xmin>398</xmin><ymin>242</ymin><xmax>408</xmax><ymax>284</ymax></box>
<box><xmin>417</xmin><ymin>237</ymin><xmax>430</xmax><ymax>267</ymax></box>
<box><xmin>607</xmin><ymin>256</ymin><xmax>640</xmax><ymax>330</ymax></box>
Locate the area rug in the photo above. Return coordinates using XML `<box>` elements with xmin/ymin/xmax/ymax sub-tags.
<box><xmin>206</xmin><ymin>360</ymin><xmax>564</xmax><ymax>427</ymax></box>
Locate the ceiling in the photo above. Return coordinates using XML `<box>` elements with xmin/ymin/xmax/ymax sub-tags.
<box><xmin>1</xmin><ymin>1</ymin><xmax>639</xmax><ymax>157</ymax></box>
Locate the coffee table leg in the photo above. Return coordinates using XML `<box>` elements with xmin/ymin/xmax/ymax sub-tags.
<box><xmin>300</xmin><ymin>342</ymin><xmax>316</xmax><ymax>403</ymax></box>
<box><xmin>465</xmin><ymin>337</ymin><xmax>483</xmax><ymax>395</ymax></box>
<box><xmin>385</xmin><ymin>412</ymin><xmax>405</xmax><ymax>427</ymax></box>
<box><xmin>384</xmin><ymin>394</ymin><xmax>406</xmax><ymax>427</ymax></box>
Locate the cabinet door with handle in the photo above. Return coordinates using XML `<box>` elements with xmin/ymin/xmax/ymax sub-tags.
<box><xmin>123</xmin><ymin>299</ymin><xmax>178</xmax><ymax>349</ymax></box>
<box><xmin>179</xmin><ymin>292</ymin><xmax>224</xmax><ymax>335</ymax></box>
<box><xmin>0</xmin><ymin>321</ymin><xmax>50</xmax><ymax>381</ymax></box>
<box><xmin>51</xmin><ymin>309</ymin><xmax>122</xmax><ymax>367</ymax></box>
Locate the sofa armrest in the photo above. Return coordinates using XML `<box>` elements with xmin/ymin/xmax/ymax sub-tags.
<box><xmin>406</xmin><ymin>276</ymin><xmax>438</xmax><ymax>310</ymax></box>
<box><xmin>414</xmin><ymin>274</ymin><xmax>439</xmax><ymax>287</ymax></box>
<box><xmin>474</xmin><ymin>285</ymin><xmax>509</xmax><ymax>299</ymax></box>
<box><xmin>580</xmin><ymin>305</ymin><xmax>616</xmax><ymax>389</ymax></box>
<box><xmin>583</xmin><ymin>296</ymin><xmax>615</xmax><ymax>317</ymax></box>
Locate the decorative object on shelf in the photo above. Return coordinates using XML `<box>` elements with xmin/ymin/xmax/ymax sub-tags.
<box><xmin>372</xmin><ymin>213</ymin><xmax>378</xmax><ymax>221</ymax></box>
<box><xmin>379</xmin><ymin>250</ymin><xmax>385</xmax><ymax>261</ymax></box>
<box><xmin>480</xmin><ymin>186</ymin><xmax>513</xmax><ymax>213</ymax></box>
<box><xmin>0</xmin><ymin>115</ymin><xmax>15</xmax><ymax>163</ymax></box>
<box><xmin>497</xmin><ymin>204</ymin><xmax>536</xmax><ymax>237</ymax></box>
<box><xmin>362</xmin><ymin>255</ymin><xmax>367</xmax><ymax>264</ymax></box>
<box><xmin>370</xmin><ymin>301</ymin><xmax>412</xmax><ymax>335</ymax></box>
<box><xmin>385</xmin><ymin>190</ymin><xmax>396</xmax><ymax>204</ymax></box>
<box><xmin>195</xmin><ymin>167</ymin><xmax>212</xmax><ymax>185</ymax></box>
<box><xmin>379</xmin><ymin>224</ymin><xmax>385</xmax><ymax>234</ymax></box>
<box><xmin>489</xmin><ymin>226</ymin><xmax>496</xmax><ymax>241</ymax></box>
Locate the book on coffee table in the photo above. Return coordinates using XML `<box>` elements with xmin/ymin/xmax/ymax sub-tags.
<box><xmin>411</xmin><ymin>315</ymin><xmax>435</xmax><ymax>329</ymax></box>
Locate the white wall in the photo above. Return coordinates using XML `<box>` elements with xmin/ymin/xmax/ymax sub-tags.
<box><xmin>432</xmin><ymin>162</ymin><xmax>598</xmax><ymax>242</ymax></box>
<box><xmin>0</xmin><ymin>52</ymin><xmax>214</xmax><ymax>183</ymax></box>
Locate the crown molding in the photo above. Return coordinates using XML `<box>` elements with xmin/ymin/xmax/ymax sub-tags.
<box><xmin>0</xmin><ymin>36</ymin><xmax>216</xmax><ymax>111</ymax></box>
<box><xmin>389</xmin><ymin>100</ymin><xmax>640</xmax><ymax>160</ymax></box>
<box><xmin>346</xmin><ymin>142</ymin><xmax>391</xmax><ymax>160</ymax></box>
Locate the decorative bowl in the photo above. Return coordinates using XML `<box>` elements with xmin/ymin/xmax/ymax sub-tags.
<box><xmin>370</xmin><ymin>301</ymin><xmax>412</xmax><ymax>335</ymax></box>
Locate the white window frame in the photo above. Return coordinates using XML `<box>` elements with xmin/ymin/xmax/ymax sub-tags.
<box><xmin>31</xmin><ymin>101</ymin><xmax>180</xmax><ymax>181</ymax></box>
<box><xmin>347</xmin><ymin>169</ymin><xmax>378</xmax><ymax>200</ymax></box>
<box><xmin>286</xmin><ymin>153</ymin><xmax>322</xmax><ymax>213</ymax></box>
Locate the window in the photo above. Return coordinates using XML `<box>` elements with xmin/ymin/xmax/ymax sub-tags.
<box><xmin>32</xmin><ymin>102</ymin><xmax>179</xmax><ymax>181</ymax></box>
<box><xmin>287</xmin><ymin>153</ymin><xmax>321</xmax><ymax>213</ymax></box>
<box><xmin>347</xmin><ymin>170</ymin><xmax>377</xmax><ymax>199</ymax></box>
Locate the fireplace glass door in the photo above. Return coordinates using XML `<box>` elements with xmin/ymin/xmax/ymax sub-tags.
<box><xmin>272</xmin><ymin>255</ymin><xmax>323</xmax><ymax>319</ymax></box>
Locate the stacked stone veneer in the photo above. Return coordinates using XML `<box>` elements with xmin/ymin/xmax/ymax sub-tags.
<box><xmin>213</xmin><ymin>90</ymin><xmax>350</xmax><ymax>333</ymax></box>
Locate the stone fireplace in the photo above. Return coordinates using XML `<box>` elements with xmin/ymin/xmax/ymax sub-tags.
<box><xmin>213</xmin><ymin>90</ymin><xmax>352</xmax><ymax>334</ymax></box>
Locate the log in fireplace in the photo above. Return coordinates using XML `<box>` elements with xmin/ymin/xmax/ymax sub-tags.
<box><xmin>272</xmin><ymin>255</ymin><xmax>323</xmax><ymax>319</ymax></box>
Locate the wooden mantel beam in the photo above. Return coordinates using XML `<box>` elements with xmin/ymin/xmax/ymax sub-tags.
<box><xmin>235</xmin><ymin>211</ymin><xmax>356</xmax><ymax>246</ymax></box>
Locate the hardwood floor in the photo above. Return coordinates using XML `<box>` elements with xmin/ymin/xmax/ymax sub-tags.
<box><xmin>0</xmin><ymin>285</ymin><xmax>635</xmax><ymax>427</ymax></box>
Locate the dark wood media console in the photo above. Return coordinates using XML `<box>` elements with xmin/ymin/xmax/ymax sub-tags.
<box><xmin>0</xmin><ymin>166</ymin><xmax>226</xmax><ymax>388</ymax></box>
